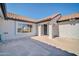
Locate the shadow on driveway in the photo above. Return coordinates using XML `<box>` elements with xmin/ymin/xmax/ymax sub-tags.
<box><xmin>0</xmin><ymin>37</ymin><xmax>77</xmax><ymax>56</ymax></box>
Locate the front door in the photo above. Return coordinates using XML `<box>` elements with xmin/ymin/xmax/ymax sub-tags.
<box><xmin>44</xmin><ymin>24</ymin><xmax>47</xmax><ymax>35</ymax></box>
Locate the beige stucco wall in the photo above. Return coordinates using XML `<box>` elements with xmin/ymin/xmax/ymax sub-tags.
<box><xmin>49</xmin><ymin>15</ymin><xmax>60</xmax><ymax>37</ymax></box>
<box><xmin>0</xmin><ymin>18</ymin><xmax>37</xmax><ymax>40</ymax></box>
<box><xmin>59</xmin><ymin>19</ymin><xmax>79</xmax><ymax>39</ymax></box>
<box><xmin>0</xmin><ymin>16</ymin><xmax>5</xmax><ymax>40</ymax></box>
<box><xmin>1</xmin><ymin>14</ymin><xmax>79</xmax><ymax>40</ymax></box>
<box><xmin>0</xmin><ymin>9</ymin><xmax>4</xmax><ymax>36</ymax></box>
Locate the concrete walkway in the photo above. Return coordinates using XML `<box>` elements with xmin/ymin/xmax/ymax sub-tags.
<box><xmin>0</xmin><ymin>37</ymin><xmax>76</xmax><ymax>56</ymax></box>
<box><xmin>31</xmin><ymin>36</ymin><xmax>79</xmax><ymax>55</ymax></box>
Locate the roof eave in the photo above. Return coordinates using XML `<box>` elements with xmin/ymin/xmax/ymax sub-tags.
<box><xmin>0</xmin><ymin>3</ymin><xmax>7</xmax><ymax>19</ymax></box>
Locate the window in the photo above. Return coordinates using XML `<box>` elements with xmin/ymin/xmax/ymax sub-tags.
<box><xmin>17</xmin><ymin>23</ymin><xmax>32</xmax><ymax>33</ymax></box>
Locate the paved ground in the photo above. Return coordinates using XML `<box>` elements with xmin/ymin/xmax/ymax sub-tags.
<box><xmin>0</xmin><ymin>37</ymin><xmax>76</xmax><ymax>56</ymax></box>
<box><xmin>31</xmin><ymin>36</ymin><xmax>79</xmax><ymax>55</ymax></box>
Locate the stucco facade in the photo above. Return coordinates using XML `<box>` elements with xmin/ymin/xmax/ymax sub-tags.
<box><xmin>0</xmin><ymin>19</ymin><xmax>37</xmax><ymax>40</ymax></box>
<box><xmin>59</xmin><ymin>19</ymin><xmax>79</xmax><ymax>39</ymax></box>
<box><xmin>0</xmin><ymin>12</ymin><xmax>79</xmax><ymax>40</ymax></box>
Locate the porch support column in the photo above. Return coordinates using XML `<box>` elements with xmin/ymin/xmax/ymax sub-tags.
<box><xmin>49</xmin><ymin>24</ymin><xmax>54</xmax><ymax>39</ymax></box>
<box><xmin>38</xmin><ymin>24</ymin><xmax>42</xmax><ymax>36</ymax></box>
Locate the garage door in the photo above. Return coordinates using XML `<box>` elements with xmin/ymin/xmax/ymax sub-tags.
<box><xmin>59</xmin><ymin>21</ymin><xmax>79</xmax><ymax>39</ymax></box>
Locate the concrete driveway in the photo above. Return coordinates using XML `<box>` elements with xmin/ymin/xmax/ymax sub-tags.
<box><xmin>0</xmin><ymin>37</ymin><xmax>76</xmax><ymax>56</ymax></box>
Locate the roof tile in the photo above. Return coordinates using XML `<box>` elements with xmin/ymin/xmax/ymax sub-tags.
<box><xmin>59</xmin><ymin>13</ymin><xmax>79</xmax><ymax>21</ymax></box>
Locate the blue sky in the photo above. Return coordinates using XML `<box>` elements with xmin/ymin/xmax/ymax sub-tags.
<box><xmin>6</xmin><ymin>3</ymin><xmax>79</xmax><ymax>19</ymax></box>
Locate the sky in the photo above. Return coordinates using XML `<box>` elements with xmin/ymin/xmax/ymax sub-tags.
<box><xmin>6</xmin><ymin>3</ymin><xmax>79</xmax><ymax>19</ymax></box>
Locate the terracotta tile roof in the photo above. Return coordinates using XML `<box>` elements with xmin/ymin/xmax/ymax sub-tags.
<box><xmin>6</xmin><ymin>13</ymin><xmax>38</xmax><ymax>23</ymax></box>
<box><xmin>37</xmin><ymin>13</ymin><xmax>61</xmax><ymax>23</ymax></box>
<box><xmin>6</xmin><ymin>12</ymin><xmax>61</xmax><ymax>23</ymax></box>
<box><xmin>6</xmin><ymin>12</ymin><xmax>79</xmax><ymax>23</ymax></box>
<box><xmin>59</xmin><ymin>13</ymin><xmax>79</xmax><ymax>21</ymax></box>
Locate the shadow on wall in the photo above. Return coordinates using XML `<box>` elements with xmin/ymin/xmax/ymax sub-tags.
<box><xmin>57</xmin><ymin>19</ymin><xmax>79</xmax><ymax>39</ymax></box>
<box><xmin>54</xmin><ymin>19</ymin><xmax>79</xmax><ymax>38</ymax></box>
<box><xmin>58</xmin><ymin>19</ymin><xmax>79</xmax><ymax>25</ymax></box>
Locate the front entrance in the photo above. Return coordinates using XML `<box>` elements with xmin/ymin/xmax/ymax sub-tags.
<box><xmin>44</xmin><ymin>24</ymin><xmax>47</xmax><ymax>35</ymax></box>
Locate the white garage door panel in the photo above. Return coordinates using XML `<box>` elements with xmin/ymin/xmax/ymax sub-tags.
<box><xmin>59</xmin><ymin>23</ymin><xmax>79</xmax><ymax>39</ymax></box>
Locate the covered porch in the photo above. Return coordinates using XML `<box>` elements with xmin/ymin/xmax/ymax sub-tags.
<box><xmin>37</xmin><ymin>14</ymin><xmax>60</xmax><ymax>39</ymax></box>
